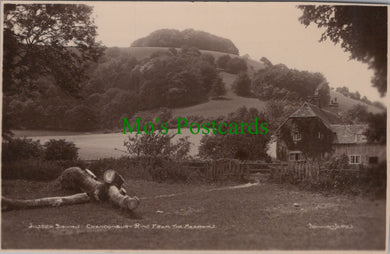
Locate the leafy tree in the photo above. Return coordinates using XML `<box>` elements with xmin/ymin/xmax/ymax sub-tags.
<box><xmin>335</xmin><ymin>86</ymin><xmax>350</xmax><ymax>97</ymax></box>
<box><xmin>217</xmin><ymin>55</ymin><xmax>232</xmax><ymax>69</ymax></box>
<box><xmin>343</xmin><ymin>104</ymin><xmax>370</xmax><ymax>124</ymax></box>
<box><xmin>124</xmin><ymin>133</ymin><xmax>191</xmax><ymax>160</ymax></box>
<box><xmin>317</xmin><ymin>81</ymin><xmax>330</xmax><ymax>107</ymax></box>
<box><xmin>226</xmin><ymin>57</ymin><xmax>247</xmax><ymax>74</ymax></box>
<box><xmin>365</xmin><ymin>112</ymin><xmax>386</xmax><ymax>144</ymax></box>
<box><xmin>2</xmin><ymin>138</ymin><xmax>44</xmax><ymax>162</ymax></box>
<box><xmin>209</xmin><ymin>77</ymin><xmax>226</xmax><ymax>97</ymax></box>
<box><xmin>64</xmin><ymin>104</ymin><xmax>98</xmax><ymax>131</ymax></box>
<box><xmin>260</xmin><ymin>57</ymin><xmax>273</xmax><ymax>67</ymax></box>
<box><xmin>232</xmin><ymin>72</ymin><xmax>251</xmax><ymax>96</ymax></box>
<box><xmin>44</xmin><ymin>139</ymin><xmax>79</xmax><ymax>161</ymax></box>
<box><xmin>199</xmin><ymin>107</ymin><xmax>271</xmax><ymax>161</ymax></box>
<box><xmin>3</xmin><ymin>4</ymin><xmax>104</xmax><ymax>95</ymax></box>
<box><xmin>265</xmin><ymin>100</ymin><xmax>299</xmax><ymax>128</ymax></box>
<box><xmin>253</xmin><ymin>64</ymin><xmax>327</xmax><ymax>101</ymax></box>
<box><xmin>372</xmin><ymin>101</ymin><xmax>386</xmax><ymax>110</ymax></box>
<box><xmin>298</xmin><ymin>6</ymin><xmax>387</xmax><ymax>96</ymax></box>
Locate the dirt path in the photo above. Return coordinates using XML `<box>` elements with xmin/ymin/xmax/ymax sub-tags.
<box><xmin>142</xmin><ymin>181</ymin><xmax>260</xmax><ymax>200</ymax></box>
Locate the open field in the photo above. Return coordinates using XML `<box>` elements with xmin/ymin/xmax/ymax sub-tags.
<box><xmin>2</xmin><ymin>178</ymin><xmax>386</xmax><ymax>250</ymax></box>
<box><xmin>14</xmin><ymin>129</ymin><xmax>277</xmax><ymax>160</ymax></box>
<box><xmin>14</xmin><ymin>129</ymin><xmax>206</xmax><ymax>160</ymax></box>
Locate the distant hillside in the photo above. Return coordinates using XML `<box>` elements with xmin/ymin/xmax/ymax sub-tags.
<box><xmin>172</xmin><ymin>72</ymin><xmax>266</xmax><ymax>118</ymax></box>
<box><xmin>131</xmin><ymin>29</ymin><xmax>239</xmax><ymax>55</ymax></box>
<box><xmin>326</xmin><ymin>90</ymin><xmax>384</xmax><ymax>114</ymax></box>
<box><xmin>172</xmin><ymin>71</ymin><xmax>384</xmax><ymax>119</ymax></box>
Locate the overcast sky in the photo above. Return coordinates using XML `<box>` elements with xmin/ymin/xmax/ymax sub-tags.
<box><xmin>92</xmin><ymin>2</ymin><xmax>387</xmax><ymax>103</ymax></box>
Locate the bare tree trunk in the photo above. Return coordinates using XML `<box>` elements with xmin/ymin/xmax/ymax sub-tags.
<box><xmin>2</xmin><ymin>167</ymin><xmax>139</xmax><ymax>211</ymax></box>
<box><xmin>2</xmin><ymin>193</ymin><xmax>90</xmax><ymax>211</ymax></box>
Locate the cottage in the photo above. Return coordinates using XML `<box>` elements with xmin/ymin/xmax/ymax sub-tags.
<box><xmin>276</xmin><ymin>102</ymin><xmax>386</xmax><ymax>166</ymax></box>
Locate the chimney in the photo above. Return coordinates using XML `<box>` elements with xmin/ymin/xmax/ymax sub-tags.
<box><xmin>308</xmin><ymin>95</ymin><xmax>321</xmax><ymax>108</ymax></box>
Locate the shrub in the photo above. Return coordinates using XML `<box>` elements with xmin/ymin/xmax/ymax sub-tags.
<box><xmin>2</xmin><ymin>159</ymin><xmax>86</xmax><ymax>180</ymax></box>
<box><xmin>209</xmin><ymin>77</ymin><xmax>226</xmax><ymax>97</ymax></box>
<box><xmin>44</xmin><ymin>139</ymin><xmax>79</xmax><ymax>161</ymax></box>
<box><xmin>226</xmin><ymin>57</ymin><xmax>247</xmax><ymax>74</ymax></box>
<box><xmin>124</xmin><ymin>132</ymin><xmax>191</xmax><ymax>160</ymax></box>
<box><xmin>270</xmin><ymin>159</ymin><xmax>387</xmax><ymax>198</ymax></box>
<box><xmin>232</xmin><ymin>72</ymin><xmax>252</xmax><ymax>96</ymax></box>
<box><xmin>88</xmin><ymin>156</ymin><xmax>204</xmax><ymax>184</ymax></box>
<box><xmin>217</xmin><ymin>55</ymin><xmax>231</xmax><ymax>69</ymax></box>
<box><xmin>2</xmin><ymin>138</ymin><xmax>44</xmax><ymax>162</ymax></box>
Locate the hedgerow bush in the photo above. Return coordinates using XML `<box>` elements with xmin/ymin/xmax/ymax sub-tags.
<box><xmin>44</xmin><ymin>139</ymin><xmax>79</xmax><ymax>161</ymax></box>
<box><xmin>88</xmin><ymin>156</ymin><xmax>204</xmax><ymax>184</ymax></box>
<box><xmin>2</xmin><ymin>138</ymin><xmax>44</xmax><ymax>162</ymax></box>
<box><xmin>2</xmin><ymin>159</ymin><xmax>86</xmax><ymax>180</ymax></box>
<box><xmin>270</xmin><ymin>156</ymin><xmax>386</xmax><ymax>198</ymax></box>
<box><xmin>2</xmin><ymin>137</ymin><xmax>81</xmax><ymax>180</ymax></box>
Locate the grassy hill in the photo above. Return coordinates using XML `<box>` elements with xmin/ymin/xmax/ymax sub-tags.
<box><xmin>327</xmin><ymin>90</ymin><xmax>384</xmax><ymax>114</ymax></box>
<box><xmin>172</xmin><ymin>71</ymin><xmax>266</xmax><ymax>118</ymax></box>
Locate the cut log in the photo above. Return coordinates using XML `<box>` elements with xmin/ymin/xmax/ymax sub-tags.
<box><xmin>107</xmin><ymin>185</ymin><xmax>139</xmax><ymax>210</ymax></box>
<box><xmin>2</xmin><ymin>167</ymin><xmax>140</xmax><ymax>212</ymax></box>
<box><xmin>103</xmin><ymin>169</ymin><xmax>125</xmax><ymax>188</ymax></box>
<box><xmin>2</xmin><ymin>193</ymin><xmax>90</xmax><ymax>211</ymax></box>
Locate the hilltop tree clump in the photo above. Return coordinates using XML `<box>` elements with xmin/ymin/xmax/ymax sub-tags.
<box><xmin>131</xmin><ymin>29</ymin><xmax>239</xmax><ymax>55</ymax></box>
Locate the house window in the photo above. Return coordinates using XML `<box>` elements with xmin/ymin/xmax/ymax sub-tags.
<box><xmin>349</xmin><ymin>155</ymin><xmax>361</xmax><ymax>164</ymax></box>
<box><xmin>289</xmin><ymin>152</ymin><xmax>303</xmax><ymax>161</ymax></box>
<box><xmin>318</xmin><ymin>132</ymin><xmax>322</xmax><ymax>139</ymax></box>
<box><xmin>369</xmin><ymin>157</ymin><xmax>378</xmax><ymax>164</ymax></box>
<box><xmin>292</xmin><ymin>132</ymin><xmax>301</xmax><ymax>141</ymax></box>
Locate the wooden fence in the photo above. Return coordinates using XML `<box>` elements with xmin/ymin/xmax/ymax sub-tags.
<box><xmin>83</xmin><ymin>158</ymin><xmax>361</xmax><ymax>183</ymax></box>
<box><xmin>274</xmin><ymin>161</ymin><xmax>363</xmax><ymax>182</ymax></box>
<box><xmin>278</xmin><ymin>161</ymin><xmax>321</xmax><ymax>181</ymax></box>
<box><xmin>182</xmin><ymin>160</ymin><xmax>286</xmax><ymax>182</ymax></box>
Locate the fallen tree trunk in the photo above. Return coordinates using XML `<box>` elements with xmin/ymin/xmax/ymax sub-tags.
<box><xmin>2</xmin><ymin>193</ymin><xmax>90</xmax><ymax>211</ymax></box>
<box><xmin>2</xmin><ymin>167</ymin><xmax>139</xmax><ymax>212</ymax></box>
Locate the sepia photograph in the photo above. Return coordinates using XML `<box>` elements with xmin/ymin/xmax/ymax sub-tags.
<box><xmin>1</xmin><ymin>1</ymin><xmax>388</xmax><ymax>251</ymax></box>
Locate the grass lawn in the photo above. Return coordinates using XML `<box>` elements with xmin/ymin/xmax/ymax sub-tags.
<box><xmin>2</xmin><ymin>178</ymin><xmax>386</xmax><ymax>250</ymax></box>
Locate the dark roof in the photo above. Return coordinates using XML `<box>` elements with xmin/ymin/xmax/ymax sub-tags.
<box><xmin>330</xmin><ymin>124</ymin><xmax>369</xmax><ymax>144</ymax></box>
<box><xmin>277</xmin><ymin>102</ymin><xmax>370</xmax><ymax>145</ymax></box>
<box><xmin>289</xmin><ymin>102</ymin><xmax>343</xmax><ymax>128</ymax></box>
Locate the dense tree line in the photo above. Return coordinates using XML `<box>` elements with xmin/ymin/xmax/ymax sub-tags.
<box><xmin>252</xmin><ymin>63</ymin><xmax>330</xmax><ymax>106</ymax></box>
<box><xmin>5</xmin><ymin>47</ymin><xmax>225</xmax><ymax>131</ymax></box>
<box><xmin>131</xmin><ymin>29</ymin><xmax>239</xmax><ymax>55</ymax></box>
